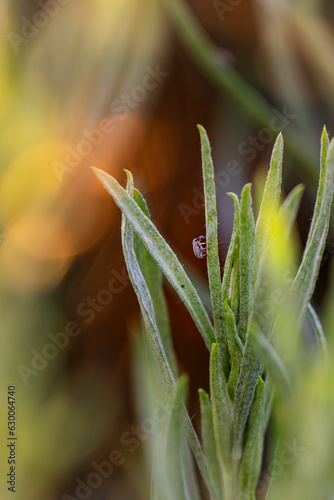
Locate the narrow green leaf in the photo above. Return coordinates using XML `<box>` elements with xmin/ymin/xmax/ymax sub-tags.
<box><xmin>279</xmin><ymin>184</ymin><xmax>304</xmax><ymax>234</ymax></box>
<box><xmin>238</xmin><ymin>184</ymin><xmax>255</xmax><ymax>342</ymax></box>
<box><xmin>307</xmin><ymin>303</ymin><xmax>328</xmax><ymax>362</ymax></box>
<box><xmin>293</xmin><ymin>137</ymin><xmax>334</xmax><ymax>327</ymax></box>
<box><xmin>233</xmin><ymin>261</ymin><xmax>271</xmax><ymax>460</ymax></box>
<box><xmin>121</xmin><ymin>170</ymin><xmax>174</xmax><ymax>391</ymax></box>
<box><xmin>198</xmin><ymin>125</ymin><xmax>228</xmax><ymax>376</ymax></box>
<box><xmin>233</xmin><ymin>237</ymin><xmax>284</xmax><ymax>461</ymax></box>
<box><xmin>165</xmin><ymin>375</ymin><xmax>189</xmax><ymax>500</ymax></box>
<box><xmin>199</xmin><ymin>389</ymin><xmax>222</xmax><ymax>500</ymax></box>
<box><xmin>151</xmin><ymin>448</ymin><xmax>163</xmax><ymax>500</ymax></box>
<box><xmin>133</xmin><ymin>187</ymin><xmax>178</xmax><ymax>376</ymax></box>
<box><xmin>250</xmin><ymin>325</ymin><xmax>290</xmax><ymax>396</ymax></box>
<box><xmin>133</xmin><ymin>187</ymin><xmax>150</xmax><ymax>217</ymax></box>
<box><xmin>210</xmin><ymin>343</ymin><xmax>233</xmax><ymax>476</ymax></box>
<box><xmin>264</xmin><ymin>442</ymin><xmax>279</xmax><ymax>498</ymax></box>
<box><xmin>306</xmin><ymin>126</ymin><xmax>329</xmax><ymax>250</ymax></box>
<box><xmin>222</xmin><ymin>193</ymin><xmax>240</xmax><ymax>302</ymax></box>
<box><xmin>263</xmin><ymin>378</ymin><xmax>274</xmax><ymax>433</ymax></box>
<box><xmin>232</xmin><ymin>339</ymin><xmax>261</xmax><ymax>461</ymax></box>
<box><xmin>229</xmin><ymin>242</ymin><xmax>240</xmax><ymax>320</ymax></box>
<box><xmin>121</xmin><ymin>171</ymin><xmax>213</xmax><ymax>494</ymax></box>
<box><xmin>256</xmin><ymin>133</ymin><xmax>283</xmax><ymax>256</ymax></box>
<box><xmin>180</xmin><ymin>442</ymin><xmax>202</xmax><ymax>500</ymax></box>
<box><xmin>224</xmin><ymin>301</ymin><xmax>244</xmax><ymax>400</ymax></box>
<box><xmin>238</xmin><ymin>376</ymin><xmax>265</xmax><ymax>499</ymax></box>
<box><xmin>183</xmin><ymin>414</ymin><xmax>215</xmax><ymax>498</ymax></box>
<box><xmin>92</xmin><ymin>167</ymin><xmax>215</xmax><ymax>349</ymax></box>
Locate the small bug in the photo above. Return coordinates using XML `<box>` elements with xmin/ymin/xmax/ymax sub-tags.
<box><xmin>192</xmin><ymin>235</ymin><xmax>207</xmax><ymax>259</ymax></box>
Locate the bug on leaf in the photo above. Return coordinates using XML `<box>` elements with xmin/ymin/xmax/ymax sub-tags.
<box><xmin>192</xmin><ymin>235</ymin><xmax>207</xmax><ymax>259</ymax></box>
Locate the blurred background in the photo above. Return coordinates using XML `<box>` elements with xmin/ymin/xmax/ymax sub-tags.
<box><xmin>1</xmin><ymin>0</ymin><xmax>334</xmax><ymax>498</ymax></box>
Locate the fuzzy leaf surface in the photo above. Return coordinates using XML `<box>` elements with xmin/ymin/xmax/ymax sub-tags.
<box><xmin>92</xmin><ymin>167</ymin><xmax>215</xmax><ymax>349</ymax></box>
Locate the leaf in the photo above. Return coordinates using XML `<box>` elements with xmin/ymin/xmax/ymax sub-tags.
<box><xmin>250</xmin><ymin>325</ymin><xmax>290</xmax><ymax>396</ymax></box>
<box><xmin>121</xmin><ymin>171</ymin><xmax>213</xmax><ymax>495</ymax></box>
<box><xmin>264</xmin><ymin>442</ymin><xmax>279</xmax><ymax>498</ymax></box>
<box><xmin>180</xmin><ymin>442</ymin><xmax>202</xmax><ymax>500</ymax></box>
<box><xmin>232</xmin><ymin>339</ymin><xmax>261</xmax><ymax>461</ymax></box>
<box><xmin>164</xmin><ymin>375</ymin><xmax>189</xmax><ymax>500</ymax></box>
<box><xmin>121</xmin><ymin>170</ymin><xmax>174</xmax><ymax>391</ymax></box>
<box><xmin>279</xmin><ymin>184</ymin><xmax>304</xmax><ymax>234</ymax></box>
<box><xmin>133</xmin><ymin>187</ymin><xmax>178</xmax><ymax>376</ymax></box>
<box><xmin>307</xmin><ymin>303</ymin><xmax>328</xmax><ymax>362</ymax></box>
<box><xmin>305</xmin><ymin>126</ymin><xmax>329</xmax><ymax>250</ymax></box>
<box><xmin>238</xmin><ymin>376</ymin><xmax>265</xmax><ymax>499</ymax></box>
<box><xmin>229</xmin><ymin>242</ymin><xmax>240</xmax><ymax>320</ymax></box>
<box><xmin>292</xmin><ymin>136</ymin><xmax>334</xmax><ymax>328</ymax></box>
<box><xmin>210</xmin><ymin>343</ymin><xmax>233</xmax><ymax>478</ymax></box>
<box><xmin>256</xmin><ymin>133</ymin><xmax>283</xmax><ymax>257</ymax></box>
<box><xmin>238</xmin><ymin>184</ymin><xmax>255</xmax><ymax>342</ymax></box>
<box><xmin>232</xmin><ymin>240</ymin><xmax>282</xmax><ymax>462</ymax></box>
<box><xmin>222</xmin><ymin>192</ymin><xmax>240</xmax><ymax>302</ymax></box>
<box><xmin>235</xmin><ymin>172</ymin><xmax>297</xmax><ymax>434</ymax></box>
<box><xmin>263</xmin><ymin>378</ymin><xmax>274</xmax><ymax>433</ymax></box>
<box><xmin>224</xmin><ymin>301</ymin><xmax>244</xmax><ymax>400</ymax></box>
<box><xmin>198</xmin><ymin>125</ymin><xmax>228</xmax><ymax>376</ymax></box>
<box><xmin>199</xmin><ymin>389</ymin><xmax>222</xmax><ymax>500</ymax></box>
<box><xmin>151</xmin><ymin>448</ymin><xmax>164</xmax><ymax>500</ymax></box>
<box><xmin>92</xmin><ymin>167</ymin><xmax>215</xmax><ymax>349</ymax></box>
<box><xmin>183</xmin><ymin>414</ymin><xmax>215</xmax><ymax>498</ymax></box>
<box><xmin>233</xmin><ymin>253</ymin><xmax>272</xmax><ymax>461</ymax></box>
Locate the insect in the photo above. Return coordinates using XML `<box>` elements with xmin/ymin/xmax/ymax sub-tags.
<box><xmin>192</xmin><ymin>235</ymin><xmax>207</xmax><ymax>259</ymax></box>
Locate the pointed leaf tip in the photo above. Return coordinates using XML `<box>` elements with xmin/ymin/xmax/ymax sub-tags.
<box><xmin>91</xmin><ymin>165</ymin><xmax>102</xmax><ymax>177</ymax></box>
<box><xmin>273</xmin><ymin>132</ymin><xmax>283</xmax><ymax>150</ymax></box>
<box><xmin>91</xmin><ymin>166</ymin><xmax>111</xmax><ymax>185</ymax></box>
<box><xmin>124</xmin><ymin>169</ymin><xmax>133</xmax><ymax>185</ymax></box>
<box><xmin>197</xmin><ymin>125</ymin><xmax>211</xmax><ymax>150</ymax></box>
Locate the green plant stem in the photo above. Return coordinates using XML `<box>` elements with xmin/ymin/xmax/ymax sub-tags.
<box><xmin>160</xmin><ymin>0</ymin><xmax>317</xmax><ymax>178</ymax></box>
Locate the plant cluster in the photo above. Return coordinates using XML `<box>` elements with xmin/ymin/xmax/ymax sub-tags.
<box><xmin>93</xmin><ymin>125</ymin><xmax>334</xmax><ymax>500</ymax></box>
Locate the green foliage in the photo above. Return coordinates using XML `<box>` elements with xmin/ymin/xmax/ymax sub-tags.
<box><xmin>238</xmin><ymin>183</ymin><xmax>255</xmax><ymax>343</ymax></box>
<box><xmin>293</xmin><ymin>127</ymin><xmax>334</xmax><ymax>329</ymax></box>
<box><xmin>198</xmin><ymin>125</ymin><xmax>228</xmax><ymax>375</ymax></box>
<box><xmin>199</xmin><ymin>389</ymin><xmax>222</xmax><ymax>499</ymax></box>
<box><xmin>238</xmin><ymin>376</ymin><xmax>265</xmax><ymax>499</ymax></box>
<box><xmin>210</xmin><ymin>343</ymin><xmax>233</xmax><ymax>494</ymax></box>
<box><xmin>255</xmin><ymin>133</ymin><xmax>283</xmax><ymax>257</ymax></box>
<box><xmin>93</xmin><ymin>125</ymin><xmax>334</xmax><ymax>499</ymax></box>
<box><xmin>91</xmin><ymin>166</ymin><xmax>215</xmax><ymax>349</ymax></box>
